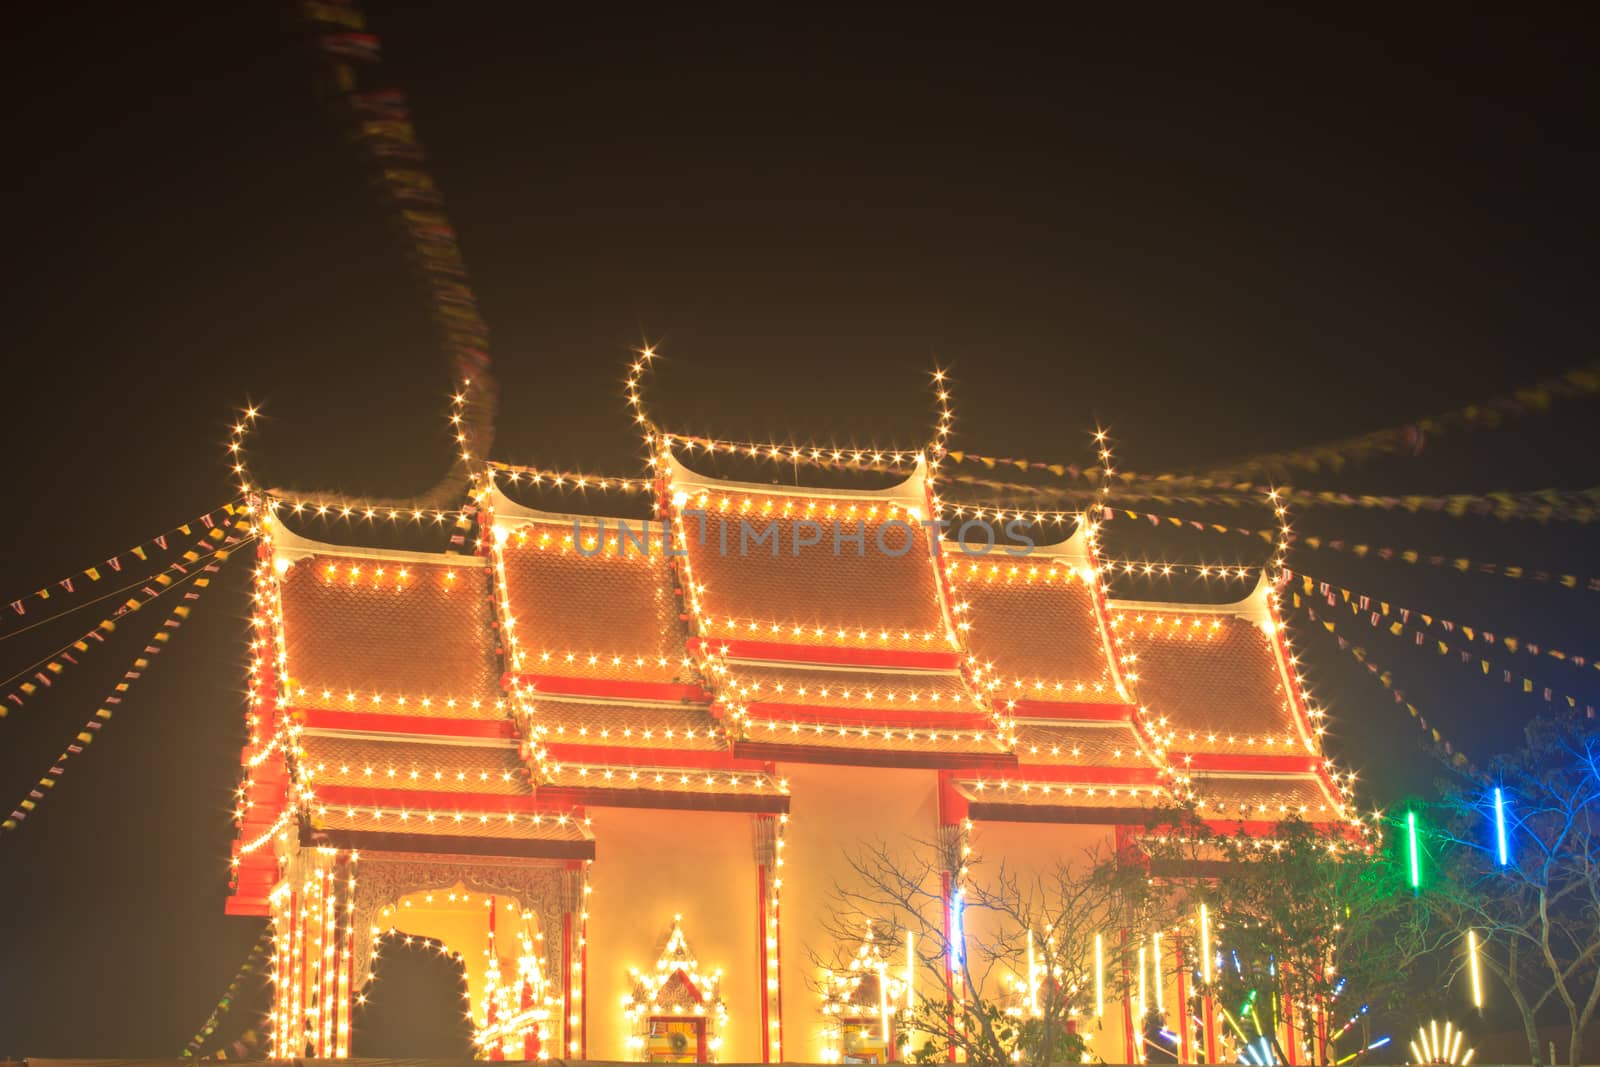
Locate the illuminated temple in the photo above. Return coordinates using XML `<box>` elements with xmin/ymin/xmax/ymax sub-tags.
<box><xmin>228</xmin><ymin>442</ymin><xmax>1358</xmax><ymax>1062</ymax></box>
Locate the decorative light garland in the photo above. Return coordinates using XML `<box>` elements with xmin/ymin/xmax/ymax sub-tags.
<box><xmin>1</xmin><ymin>526</ymin><xmax>249</xmax><ymax>714</ymax></box>
<box><xmin>1290</xmin><ymin>603</ymin><xmax>1482</xmax><ymax>776</ymax></box>
<box><xmin>623</xmin><ymin>916</ymin><xmax>727</xmax><ymax>1061</ymax></box>
<box><xmin>1290</xmin><ymin>570</ymin><xmax>1600</xmax><ymax>677</ymax></box>
<box><xmin>2</xmin><ymin>550</ymin><xmax>236</xmax><ymax>832</ymax></box>
<box><xmin>1292</xmin><ymin>595</ymin><xmax>1597</xmax><ymax>719</ymax></box>
<box><xmin>1293</xmin><ymin>535</ymin><xmax>1600</xmax><ymax>594</ymax></box>
<box><xmin>1</xmin><ymin>500</ymin><xmax>246</xmax><ymax>626</ymax></box>
<box><xmin>820</xmin><ymin>922</ymin><xmax>912</xmax><ymax>1063</ymax></box>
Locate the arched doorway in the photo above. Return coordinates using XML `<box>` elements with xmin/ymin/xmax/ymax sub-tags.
<box><xmin>351</xmin><ymin>931</ymin><xmax>474</xmax><ymax>1057</ymax></box>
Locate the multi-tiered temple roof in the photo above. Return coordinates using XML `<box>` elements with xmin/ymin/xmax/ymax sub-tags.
<box><xmin>228</xmin><ymin>443</ymin><xmax>1354</xmax><ymax>913</ymax></box>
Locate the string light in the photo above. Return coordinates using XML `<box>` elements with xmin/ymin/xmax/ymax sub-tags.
<box><xmin>1137</xmin><ymin>943</ymin><xmax>1147</xmax><ymax>1026</ymax></box>
<box><xmin>488</xmin><ymin>461</ymin><xmax>652</xmax><ymax>493</ymax></box>
<box><xmin>1152</xmin><ymin>930</ymin><xmax>1164</xmax><ymax>1012</ymax></box>
<box><xmin>1094</xmin><ymin>933</ymin><xmax>1105</xmax><ymax>1019</ymax></box>
<box><xmin>623</xmin><ymin>916</ymin><xmax>727</xmax><ymax>1058</ymax></box>
<box><xmin>1467</xmin><ymin>930</ymin><xmax>1483</xmax><ymax>1009</ymax></box>
<box><xmin>931</xmin><ymin>366</ymin><xmax>953</xmax><ymax>456</ymax></box>
<box><xmin>1100</xmin><ymin>558</ymin><xmax>1262</xmax><ymax>580</ymax></box>
<box><xmin>226</xmin><ymin>403</ymin><xmax>260</xmax><ymax>499</ymax></box>
<box><xmin>663</xmin><ymin>432</ymin><xmax>925</xmax><ymax>470</ymax></box>
<box><xmin>270</xmin><ymin>498</ymin><xmax>464</xmax><ymax>524</ymax></box>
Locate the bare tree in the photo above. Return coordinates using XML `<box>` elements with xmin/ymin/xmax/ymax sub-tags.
<box><xmin>814</xmin><ymin>835</ymin><xmax>1147</xmax><ymax>1067</ymax></box>
<box><xmin>1412</xmin><ymin>715</ymin><xmax>1600</xmax><ymax>1067</ymax></box>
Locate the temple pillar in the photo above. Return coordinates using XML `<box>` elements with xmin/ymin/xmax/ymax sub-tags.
<box><xmin>753</xmin><ymin>813</ymin><xmax>785</xmax><ymax>1062</ymax></box>
<box><xmin>268</xmin><ymin>845</ymin><xmax>354</xmax><ymax>1058</ymax></box>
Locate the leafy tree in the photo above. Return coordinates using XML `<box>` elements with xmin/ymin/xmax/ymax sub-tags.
<box><xmin>1137</xmin><ymin>809</ymin><xmax>1423</xmax><ymax>1065</ymax></box>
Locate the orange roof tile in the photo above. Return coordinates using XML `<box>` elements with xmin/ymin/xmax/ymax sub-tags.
<box><xmin>298</xmin><ymin>735</ymin><xmax>528</xmax><ymax>795</ymax></box>
<box><xmin>1114</xmin><ymin>608</ymin><xmax>1304</xmax><ymax>754</ymax></box>
<box><xmin>535</xmin><ymin>698</ymin><xmax>726</xmax><ymax>752</ymax></box>
<box><xmin>280</xmin><ymin>554</ymin><xmax>499</xmax><ymax>702</ymax></box>
<box><xmin>956</xmin><ymin>555</ymin><xmax>1122</xmax><ymax>694</ymax></box>
<box><xmin>497</xmin><ymin>517</ymin><xmax>695</xmax><ymax>685</ymax></box>
<box><xmin>1190</xmin><ymin>774</ymin><xmax>1344</xmax><ymax>822</ymax></box>
<box><xmin>725</xmin><ymin>663</ymin><xmax>980</xmax><ymax>714</ymax></box>
<box><xmin>1013</xmin><ymin>723</ymin><xmax>1151</xmax><ymax>768</ymax></box>
<box><xmin>684</xmin><ymin>510</ymin><xmax>945</xmax><ymax>639</ymax></box>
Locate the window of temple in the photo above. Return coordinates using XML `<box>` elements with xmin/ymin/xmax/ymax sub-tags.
<box><xmin>624</xmin><ymin>915</ymin><xmax>727</xmax><ymax>1062</ymax></box>
<box><xmin>820</xmin><ymin>923</ymin><xmax>913</xmax><ymax>1063</ymax></box>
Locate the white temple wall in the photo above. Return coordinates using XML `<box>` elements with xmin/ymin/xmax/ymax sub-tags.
<box><xmin>777</xmin><ymin>762</ymin><xmax>940</xmax><ymax>1062</ymax></box>
<box><xmin>587</xmin><ymin>807</ymin><xmax>762</xmax><ymax>1062</ymax></box>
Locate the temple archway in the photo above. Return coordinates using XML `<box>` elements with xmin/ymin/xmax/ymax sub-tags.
<box><xmin>352</xmin><ymin>931</ymin><xmax>474</xmax><ymax>1057</ymax></box>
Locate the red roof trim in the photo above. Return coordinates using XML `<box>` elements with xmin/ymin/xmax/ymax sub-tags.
<box><xmin>544</xmin><ymin>743</ymin><xmax>768</xmax><ymax>772</ymax></box>
<box><xmin>688</xmin><ymin>636</ymin><xmax>960</xmax><ymax>671</ymax></box>
<box><xmin>539</xmin><ymin>785</ymin><xmax>790</xmax><ymax>815</ymax></box>
<box><xmin>1006</xmin><ymin>699</ymin><xmax>1134</xmax><ymax>722</ymax></box>
<box><xmin>513</xmin><ymin>672</ymin><xmax>712</xmax><ymax>704</ymax></box>
<box><xmin>315</xmin><ymin>785</ymin><xmax>542</xmax><ymax>814</ymax></box>
<box><xmin>743</xmin><ymin>701</ymin><xmax>992</xmax><ymax>730</ymax></box>
<box><xmin>305</xmin><ymin>826</ymin><xmax>596</xmax><ymax>860</ymax></box>
<box><xmin>733</xmin><ymin>740</ymin><xmax>1015</xmax><ymax>771</ymax></box>
<box><xmin>295</xmin><ymin>708</ymin><xmax>516</xmax><ymax>740</ymax></box>
<box><xmin>973</xmin><ymin>763</ymin><xmax>1164</xmax><ymax>786</ymax></box>
<box><xmin>967</xmin><ymin>803</ymin><xmax>1159</xmax><ymax>825</ymax></box>
<box><xmin>1180</xmin><ymin>752</ymin><xmax>1322</xmax><ymax>774</ymax></box>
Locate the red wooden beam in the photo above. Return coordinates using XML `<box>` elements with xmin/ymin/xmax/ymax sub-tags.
<box><xmin>966</xmin><ymin>801</ymin><xmax>1157</xmax><ymax>825</ymax></box>
<box><xmin>305</xmin><ymin>825</ymin><xmax>596</xmax><ymax>860</ymax></box>
<box><xmin>543</xmin><ymin>743</ymin><xmax>771</xmax><ymax>772</ymax></box>
<box><xmin>537</xmin><ymin>785</ymin><xmax>790</xmax><ymax>815</ymax></box>
<box><xmin>1177</xmin><ymin>752</ymin><xmax>1321</xmax><ymax>774</ymax></box>
<box><xmin>294</xmin><ymin>708</ymin><xmax>516</xmax><ymax>740</ymax></box>
<box><xmin>733</xmin><ymin>739</ymin><xmax>1015</xmax><ymax>771</ymax></box>
<box><xmin>965</xmin><ymin>763</ymin><xmax>1164</xmax><ymax>786</ymax></box>
<box><xmin>688</xmin><ymin>635</ymin><xmax>961</xmax><ymax>672</ymax></box>
<box><xmin>510</xmin><ymin>672</ymin><xmax>712</xmax><ymax>704</ymax></box>
<box><xmin>743</xmin><ymin>701</ymin><xmax>993</xmax><ymax>731</ymax></box>
<box><xmin>1005</xmin><ymin>699</ymin><xmax>1135</xmax><ymax>722</ymax></box>
<box><xmin>313</xmin><ymin>784</ymin><xmax>557</xmax><ymax>815</ymax></box>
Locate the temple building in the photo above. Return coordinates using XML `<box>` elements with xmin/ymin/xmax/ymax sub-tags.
<box><xmin>226</xmin><ymin>443</ymin><xmax>1357</xmax><ymax>1062</ymax></box>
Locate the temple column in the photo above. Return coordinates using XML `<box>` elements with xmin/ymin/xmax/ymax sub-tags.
<box><xmin>563</xmin><ymin>860</ymin><xmax>589</xmax><ymax>1059</ymax></box>
<box><xmin>936</xmin><ymin>773</ymin><xmax>969</xmax><ymax>1063</ymax></box>
<box><xmin>268</xmin><ymin>844</ymin><xmax>354</xmax><ymax>1058</ymax></box>
<box><xmin>753</xmin><ymin>813</ymin><xmax>785</xmax><ymax>1062</ymax></box>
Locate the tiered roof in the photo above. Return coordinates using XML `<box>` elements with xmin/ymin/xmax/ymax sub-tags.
<box><xmin>942</xmin><ymin>520</ymin><xmax>1179</xmax><ymax>821</ymax></box>
<box><xmin>268</xmin><ymin>517</ymin><xmax>595</xmax><ymax>858</ymax></box>
<box><xmin>485</xmin><ymin>485</ymin><xmax>788</xmax><ymax>813</ymax></box>
<box><xmin>1112</xmin><ymin>580</ymin><xmax>1352</xmax><ymax>826</ymax></box>
<box><xmin>662</xmin><ymin>451</ymin><xmax>1014</xmax><ymax>770</ymax></box>
<box><xmin>227</xmin><ymin>441</ymin><xmax>1358</xmax><ymax>904</ymax></box>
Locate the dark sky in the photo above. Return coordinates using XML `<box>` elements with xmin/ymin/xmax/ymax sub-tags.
<box><xmin>1</xmin><ymin>3</ymin><xmax>1595</xmax><ymax>1056</ymax></box>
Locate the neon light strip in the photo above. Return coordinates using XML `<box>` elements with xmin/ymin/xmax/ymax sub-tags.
<box><xmin>1493</xmin><ymin>787</ymin><xmax>1509</xmax><ymax>866</ymax></box>
<box><xmin>1407</xmin><ymin>811</ymin><xmax>1421</xmax><ymax>889</ymax></box>
<box><xmin>1468</xmin><ymin>930</ymin><xmax>1484</xmax><ymax>1008</ymax></box>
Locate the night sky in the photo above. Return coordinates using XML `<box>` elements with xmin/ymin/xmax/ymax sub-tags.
<box><xmin>2</xmin><ymin>4</ymin><xmax>1595</xmax><ymax>1056</ymax></box>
